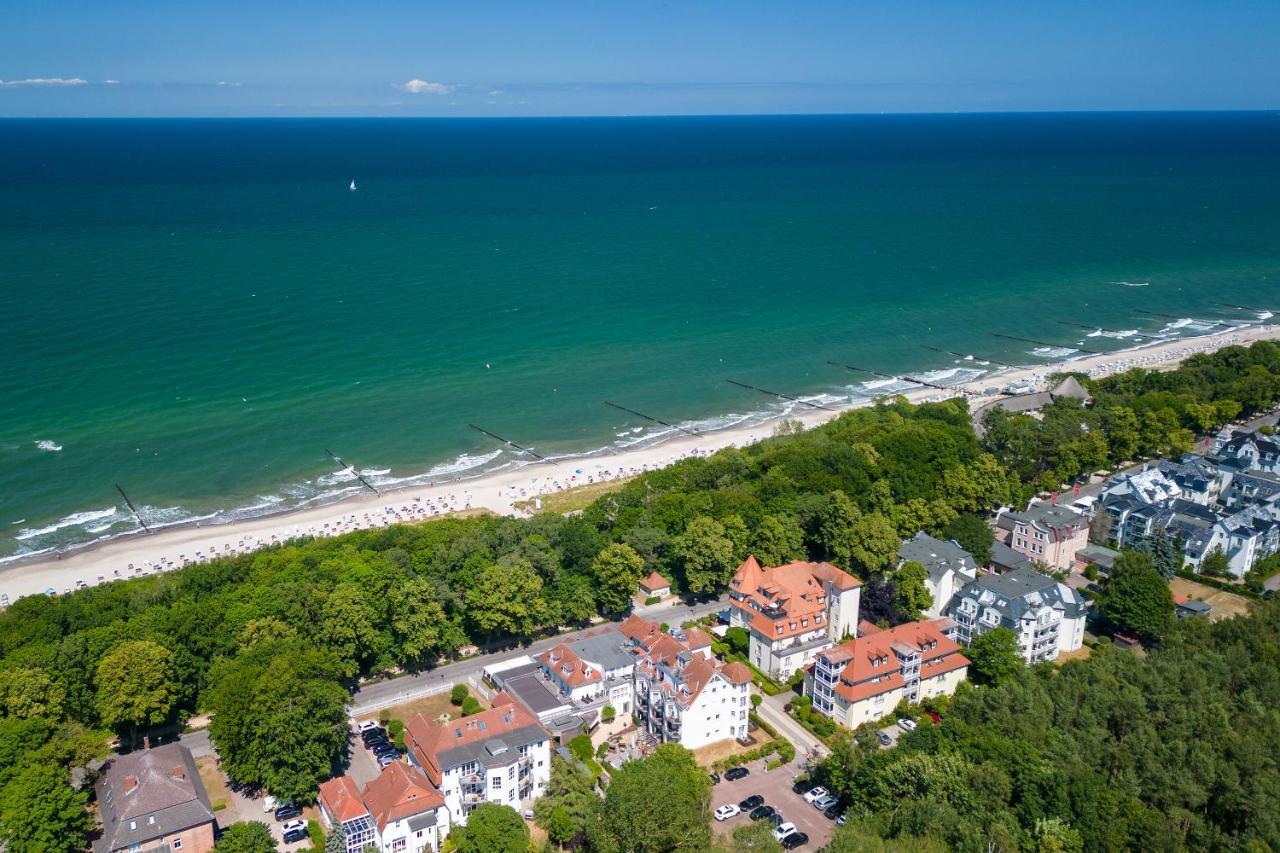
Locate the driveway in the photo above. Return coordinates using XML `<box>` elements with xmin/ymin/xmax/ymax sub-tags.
<box><xmin>755</xmin><ymin>692</ymin><xmax>829</xmax><ymax>762</ymax></box>
<box><xmin>712</xmin><ymin>762</ymin><xmax>834</xmax><ymax>849</ymax></box>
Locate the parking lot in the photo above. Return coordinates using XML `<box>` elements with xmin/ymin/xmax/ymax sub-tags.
<box><xmin>711</xmin><ymin>760</ymin><xmax>833</xmax><ymax>849</ymax></box>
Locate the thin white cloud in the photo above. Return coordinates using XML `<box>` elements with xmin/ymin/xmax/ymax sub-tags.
<box><xmin>395</xmin><ymin>79</ymin><xmax>452</xmax><ymax>95</ymax></box>
<box><xmin>487</xmin><ymin>89</ymin><xmax>503</xmax><ymax>96</ymax></box>
<box><xmin>102</xmin><ymin>79</ymin><xmax>120</xmax><ymax>85</ymax></box>
<box><xmin>216</xmin><ymin>81</ymin><xmax>243</xmax><ymax>87</ymax></box>
<box><xmin>0</xmin><ymin>77</ymin><xmax>90</xmax><ymax>88</ymax></box>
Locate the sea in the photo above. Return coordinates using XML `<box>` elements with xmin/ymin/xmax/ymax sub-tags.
<box><xmin>2</xmin><ymin>112</ymin><xmax>1279</xmax><ymax>562</ymax></box>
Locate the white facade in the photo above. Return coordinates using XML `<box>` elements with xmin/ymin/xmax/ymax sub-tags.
<box><xmin>950</xmin><ymin>569</ymin><xmax>1087</xmax><ymax>665</ymax></box>
<box><xmin>430</xmin><ymin>739</ymin><xmax>550</xmax><ymax>825</ymax></box>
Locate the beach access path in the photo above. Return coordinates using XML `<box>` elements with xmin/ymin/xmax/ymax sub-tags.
<box><xmin>4</xmin><ymin>324</ymin><xmax>1279</xmax><ymax>603</ymax></box>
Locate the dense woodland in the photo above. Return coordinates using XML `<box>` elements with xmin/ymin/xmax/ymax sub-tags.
<box><xmin>1</xmin><ymin>341</ymin><xmax>1279</xmax><ymax>851</ymax></box>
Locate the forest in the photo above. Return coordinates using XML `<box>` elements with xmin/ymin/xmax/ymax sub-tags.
<box><xmin>1</xmin><ymin>341</ymin><xmax>1279</xmax><ymax>851</ymax></box>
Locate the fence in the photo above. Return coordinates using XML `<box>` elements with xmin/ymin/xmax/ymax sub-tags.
<box><xmin>348</xmin><ymin>680</ymin><xmax>454</xmax><ymax>718</ymax></box>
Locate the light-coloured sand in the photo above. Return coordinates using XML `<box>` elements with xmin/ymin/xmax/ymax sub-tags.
<box><xmin>3</xmin><ymin>324</ymin><xmax>1277</xmax><ymax>603</ymax></box>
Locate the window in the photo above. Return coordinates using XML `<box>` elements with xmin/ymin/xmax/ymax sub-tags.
<box><xmin>492</xmin><ymin>775</ymin><xmax>502</xmax><ymax>789</ymax></box>
<box><xmin>173</xmin><ymin>842</ymin><xmax>183</xmax><ymax>851</ymax></box>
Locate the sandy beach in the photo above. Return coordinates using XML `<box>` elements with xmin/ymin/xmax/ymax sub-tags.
<box><xmin>3</xmin><ymin>323</ymin><xmax>1276</xmax><ymax>604</ymax></box>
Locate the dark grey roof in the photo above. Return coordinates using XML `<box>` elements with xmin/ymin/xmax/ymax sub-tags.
<box><xmin>408</xmin><ymin>811</ymin><xmax>439</xmax><ymax>831</ymax></box>
<box><xmin>989</xmin><ymin>541</ymin><xmax>1032</xmax><ymax>572</ymax></box>
<box><xmin>94</xmin><ymin>744</ymin><xmax>214</xmax><ymax>853</ymax></box>
<box><xmin>499</xmin><ymin>670</ymin><xmax>569</xmax><ymax>717</ymax></box>
<box><xmin>436</xmin><ymin>723</ymin><xmax>547</xmax><ymax>772</ymax></box>
<box><xmin>1051</xmin><ymin>376</ymin><xmax>1091</xmax><ymax>401</ymax></box>
<box><xmin>952</xmin><ymin>567</ymin><xmax>1087</xmax><ymax>627</ymax></box>
<box><xmin>1008</xmin><ymin>502</ymin><xmax>1084</xmax><ymax>530</ymax></box>
<box><xmin>898</xmin><ymin>532</ymin><xmax>977</xmax><ymax>587</ymax></box>
<box><xmin>567</xmin><ymin>630</ymin><xmax>637</xmax><ymax>672</ymax></box>
<box><xmin>1177</xmin><ymin>599</ymin><xmax>1213</xmax><ymax>614</ymax></box>
<box><xmin>1075</xmin><ymin>544</ymin><xmax>1120</xmax><ymax>570</ymax></box>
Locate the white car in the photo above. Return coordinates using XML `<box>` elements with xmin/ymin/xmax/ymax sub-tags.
<box><xmin>802</xmin><ymin>786</ymin><xmax>828</xmax><ymax>803</ymax></box>
<box><xmin>714</xmin><ymin>804</ymin><xmax>740</xmax><ymax>821</ymax></box>
<box><xmin>897</xmin><ymin>717</ymin><xmax>918</xmax><ymax>732</ymax></box>
<box><xmin>357</xmin><ymin>720</ymin><xmax>380</xmax><ymax>733</ymax></box>
<box><xmin>774</xmin><ymin>822</ymin><xmax>797</xmax><ymax>841</ymax></box>
<box><xmin>280</xmin><ymin>819</ymin><xmax>307</xmax><ymax>834</ymax></box>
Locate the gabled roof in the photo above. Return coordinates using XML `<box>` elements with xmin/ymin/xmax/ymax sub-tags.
<box><xmin>404</xmin><ymin>700</ymin><xmax>548</xmax><ymax>785</ymax></box>
<box><xmin>360</xmin><ymin>762</ymin><xmax>446</xmax><ymax>832</ymax></box>
<box><xmin>729</xmin><ymin>557</ymin><xmax>860</xmax><ymax>640</ymax></box>
<box><xmin>898</xmin><ymin>531</ymin><xmax>978</xmax><ymax>586</ymax></box>
<box><xmin>538</xmin><ymin>643</ymin><xmax>603</xmax><ymax>688</ymax></box>
<box><xmin>94</xmin><ymin>744</ymin><xmax>215</xmax><ymax>853</ymax></box>
<box><xmin>319</xmin><ymin>775</ymin><xmax>369</xmax><ymax>824</ymax></box>
<box><xmin>618</xmin><ymin>614</ymin><xmax>662</xmax><ymax>649</ymax></box>
<box><xmin>816</xmin><ymin>619</ymin><xmax>967</xmax><ymax>705</ymax></box>
<box><xmin>638</xmin><ymin>571</ymin><xmax>671</xmax><ymax>592</ymax></box>
<box><xmin>952</xmin><ymin>567</ymin><xmax>1087</xmax><ymax>625</ymax></box>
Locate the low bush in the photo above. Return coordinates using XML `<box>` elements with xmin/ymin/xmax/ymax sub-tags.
<box><xmin>450</xmin><ymin>684</ymin><xmax>470</xmax><ymax>706</ymax></box>
<box><xmin>460</xmin><ymin>696</ymin><xmax>482</xmax><ymax>716</ymax></box>
<box><xmin>644</xmin><ymin>595</ymin><xmax>661</xmax><ymax>605</ymax></box>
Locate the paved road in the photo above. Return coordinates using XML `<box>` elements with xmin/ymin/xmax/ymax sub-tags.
<box><xmin>350</xmin><ymin>596</ymin><xmax>729</xmax><ymax>715</ymax></box>
<box><xmin>756</xmin><ymin>692</ymin><xmax>829</xmax><ymax>763</ymax></box>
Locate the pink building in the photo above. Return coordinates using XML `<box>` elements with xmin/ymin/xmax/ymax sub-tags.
<box><xmin>995</xmin><ymin>503</ymin><xmax>1088</xmax><ymax>572</ymax></box>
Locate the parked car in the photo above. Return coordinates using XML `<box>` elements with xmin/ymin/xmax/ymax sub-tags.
<box><xmin>780</xmin><ymin>831</ymin><xmax>809</xmax><ymax>849</ymax></box>
<box><xmin>790</xmin><ymin>778</ymin><xmax>810</xmax><ymax>794</ymax></box>
<box><xmin>749</xmin><ymin>804</ymin><xmax>776</xmax><ymax>822</ymax></box>
<box><xmin>357</xmin><ymin>720</ymin><xmax>380</xmax><ymax>733</ymax></box>
<box><xmin>836</xmin><ymin>812</ymin><xmax>848</xmax><ymax>826</ymax></box>
<box><xmin>714</xmin><ymin>804</ymin><xmax>740</xmax><ymax>821</ymax></box>
<box><xmin>372</xmin><ymin>741</ymin><xmax>398</xmax><ymax>754</ymax></box>
<box><xmin>812</xmin><ymin>794</ymin><xmax>839</xmax><ymax>811</ymax></box>
<box><xmin>822</xmin><ymin>803</ymin><xmax>842</xmax><ymax>820</ymax></box>
<box><xmin>280</xmin><ymin>819</ymin><xmax>307</xmax><ymax>834</ymax></box>
<box><xmin>283</xmin><ymin>827</ymin><xmax>309</xmax><ymax>844</ymax></box>
<box><xmin>738</xmin><ymin>794</ymin><xmax>765</xmax><ymax>811</ymax></box>
<box><xmin>709</xmin><ymin>772</ymin><xmax>720</xmax><ymax>785</ymax></box>
<box><xmin>897</xmin><ymin>718</ymin><xmax>918</xmax><ymax>732</ymax></box>
<box><xmin>774</xmin><ymin>822</ymin><xmax>797</xmax><ymax>841</ymax></box>
<box><xmin>274</xmin><ymin>802</ymin><xmax>301</xmax><ymax>821</ymax></box>
<box><xmin>724</xmin><ymin>766</ymin><xmax>750</xmax><ymax>781</ymax></box>
<box><xmin>802</xmin><ymin>786</ymin><xmax>828</xmax><ymax>804</ymax></box>
<box><xmin>378</xmin><ymin>752</ymin><xmax>399</xmax><ymax>768</ymax></box>
<box><xmin>877</xmin><ymin>731</ymin><xmax>893</xmax><ymax>746</ymax></box>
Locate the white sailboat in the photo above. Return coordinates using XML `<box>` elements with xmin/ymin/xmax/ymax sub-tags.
<box><xmin>349</xmin><ymin>179</ymin><xmax>357</xmax><ymax>191</ymax></box>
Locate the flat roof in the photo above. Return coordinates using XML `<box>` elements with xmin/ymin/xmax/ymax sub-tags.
<box><xmin>503</xmin><ymin>669</ymin><xmax>571</xmax><ymax>717</ymax></box>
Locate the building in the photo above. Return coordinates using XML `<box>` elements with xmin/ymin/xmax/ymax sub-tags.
<box><xmin>994</xmin><ymin>503</ymin><xmax>1088</xmax><ymax>572</ymax></box>
<box><xmin>727</xmin><ymin>556</ymin><xmax>862</xmax><ymax>680</ymax></box>
<box><xmin>94</xmin><ymin>743</ymin><xmax>216</xmax><ymax>853</ymax></box>
<box><xmin>949</xmin><ymin>568</ymin><xmax>1088</xmax><ymax>664</ymax></box>
<box><xmin>1075</xmin><ymin>543</ymin><xmax>1121</xmax><ymax>575</ymax></box>
<box><xmin>319</xmin><ymin>763</ymin><xmax>451</xmax><ymax>853</ymax></box>
<box><xmin>1176</xmin><ymin>597</ymin><xmax>1213</xmax><ymax>621</ymax></box>
<box><xmin>631</xmin><ymin>618</ymin><xmax>753</xmax><ymax>749</ymax></box>
<box><xmin>804</xmin><ymin>619</ymin><xmax>969</xmax><ymax>729</ymax></box>
<box><xmin>1215</xmin><ymin>429</ymin><xmax>1280</xmax><ymax>474</ymax></box>
<box><xmin>404</xmin><ymin>693</ymin><xmax>551</xmax><ymax>826</ymax></box>
<box><xmin>897</xmin><ymin>532</ymin><xmax>978</xmax><ymax>618</ymax></box>
<box><xmin>535</xmin><ymin>628</ymin><xmax>638</xmax><ymax>714</ymax></box>
<box><xmin>971</xmin><ymin>375</ymin><xmax>1092</xmax><ymax>437</ymax></box>
<box><xmin>637</xmin><ymin>571</ymin><xmax>672</xmax><ymax>599</ymax></box>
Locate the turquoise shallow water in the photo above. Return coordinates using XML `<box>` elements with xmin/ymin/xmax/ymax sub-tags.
<box><xmin>2</xmin><ymin>113</ymin><xmax>1279</xmax><ymax>560</ymax></box>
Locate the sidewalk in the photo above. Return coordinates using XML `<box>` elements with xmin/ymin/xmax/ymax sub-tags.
<box><xmin>755</xmin><ymin>691</ymin><xmax>829</xmax><ymax>763</ymax></box>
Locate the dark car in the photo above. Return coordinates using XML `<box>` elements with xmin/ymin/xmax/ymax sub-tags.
<box><xmin>877</xmin><ymin>731</ymin><xmax>892</xmax><ymax>746</ymax></box>
<box><xmin>791</xmin><ymin>778</ymin><xmax>810</xmax><ymax>794</ymax></box>
<box><xmin>781</xmin><ymin>831</ymin><xmax>809</xmax><ymax>849</ymax></box>
<box><xmin>749</xmin><ymin>804</ymin><xmax>776</xmax><ymax>822</ymax></box>
<box><xmin>372</xmin><ymin>740</ymin><xmax>398</xmax><ymax>753</ymax></box>
<box><xmin>709</xmin><ymin>772</ymin><xmax>720</xmax><ymax>785</ymax></box>
<box><xmin>823</xmin><ymin>803</ymin><xmax>842</xmax><ymax>820</ymax></box>
<box><xmin>274</xmin><ymin>802</ymin><xmax>301</xmax><ymax>821</ymax></box>
<box><xmin>282</xmin><ymin>827</ymin><xmax>309</xmax><ymax>844</ymax></box>
<box><xmin>724</xmin><ymin>766</ymin><xmax>749</xmax><ymax>781</ymax></box>
<box><xmin>738</xmin><ymin>794</ymin><xmax>764</xmax><ymax>811</ymax></box>
<box><xmin>361</xmin><ymin>730</ymin><xmax>387</xmax><ymax>745</ymax></box>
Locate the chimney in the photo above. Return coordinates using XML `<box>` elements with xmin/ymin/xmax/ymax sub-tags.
<box><xmin>124</xmin><ymin>775</ymin><xmax>139</xmax><ymax>794</ymax></box>
<box><xmin>171</xmin><ymin>766</ymin><xmax>186</xmax><ymax>781</ymax></box>
<box><xmin>143</xmin><ymin>735</ymin><xmax>151</xmax><ymax>750</ymax></box>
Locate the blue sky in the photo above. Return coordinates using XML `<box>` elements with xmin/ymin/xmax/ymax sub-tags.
<box><xmin>1</xmin><ymin>1</ymin><xmax>1276</xmax><ymax>116</ymax></box>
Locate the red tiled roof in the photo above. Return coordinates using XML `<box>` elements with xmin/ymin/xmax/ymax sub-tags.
<box><xmin>618</xmin><ymin>614</ymin><xmax>662</xmax><ymax>648</ymax></box>
<box><xmin>318</xmin><ymin>775</ymin><xmax>368</xmax><ymax>823</ymax></box>
<box><xmin>404</xmin><ymin>701</ymin><xmax>545</xmax><ymax>786</ymax></box>
<box><xmin>819</xmin><ymin>619</ymin><xmax>968</xmax><ymax>706</ymax></box>
<box><xmin>638</xmin><ymin>571</ymin><xmax>671</xmax><ymax>592</ymax></box>
<box><xmin>722</xmin><ymin>661</ymin><xmax>753</xmax><ymax>684</ymax></box>
<box><xmin>361</xmin><ymin>762</ymin><xmax>445</xmax><ymax>832</ymax></box>
<box><xmin>537</xmin><ymin>644</ymin><xmax>603</xmax><ymax>688</ymax></box>
<box><xmin>683</xmin><ymin>627</ymin><xmax>714</xmax><ymax>649</ymax></box>
<box><xmin>729</xmin><ymin>558</ymin><xmax>860</xmax><ymax>641</ymax></box>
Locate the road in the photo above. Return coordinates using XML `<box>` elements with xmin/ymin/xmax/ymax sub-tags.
<box><xmin>350</xmin><ymin>595</ymin><xmax>728</xmax><ymax>715</ymax></box>
<box><xmin>755</xmin><ymin>692</ymin><xmax>829</xmax><ymax>763</ymax></box>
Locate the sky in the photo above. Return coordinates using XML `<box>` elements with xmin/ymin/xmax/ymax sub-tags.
<box><xmin>1</xmin><ymin>1</ymin><xmax>1277</xmax><ymax>117</ymax></box>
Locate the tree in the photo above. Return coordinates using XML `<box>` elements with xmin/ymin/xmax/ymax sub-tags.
<box><xmin>676</xmin><ymin>517</ymin><xmax>737</xmax><ymax>595</ymax></box>
<box><xmin>965</xmin><ymin>628</ymin><xmax>1024</xmax><ymax>686</ymax></box>
<box><xmin>724</xmin><ymin>626</ymin><xmax>750</xmax><ymax>656</ymax></box>
<box><xmin>601</xmin><ymin>704</ymin><xmax>616</xmax><ymax>723</ymax></box>
<box><xmin>752</xmin><ymin>514</ymin><xmax>805</xmax><ymax>565</ymax></box>
<box><xmin>316</xmin><ymin>582</ymin><xmax>378</xmax><ymax>676</ymax></box>
<box><xmin>324</xmin><ymin>821</ymin><xmax>346</xmax><ymax>853</ymax></box>
<box><xmin>0</xmin><ymin>667</ymin><xmax>66</xmax><ymax>722</ymax></box>
<box><xmin>238</xmin><ymin>618</ymin><xmax>297</xmax><ymax>649</ymax></box>
<box><xmin>847</xmin><ymin>512</ymin><xmax>902</xmax><ymax>575</ymax></box>
<box><xmin>389</xmin><ymin>577</ymin><xmax>447</xmax><ymax>665</ymax></box>
<box><xmin>940</xmin><ymin>514</ymin><xmax>994</xmax><ymax>565</ymax></box>
<box><xmin>894</xmin><ymin>562</ymin><xmax>933</xmax><ymax>618</ymax></box>
<box><xmin>860</xmin><ymin>574</ymin><xmax>905</xmax><ymax>627</ymax></box>
<box><xmin>941</xmin><ymin>454</ymin><xmax>1009</xmax><ymax>513</ymax></box>
<box><xmin>1200</xmin><ymin>546</ymin><xmax>1230</xmax><ymax>578</ymax></box>
<box><xmin>592</xmin><ymin>544</ymin><xmax>646</xmax><ymax>614</ymax></box>
<box><xmin>1097</xmin><ymin>551</ymin><xmax>1175</xmax><ymax>642</ymax></box>
<box><xmin>721</xmin><ymin>820</ymin><xmax>783</xmax><ymax>852</ymax></box>
<box><xmin>596</xmin><ymin>743</ymin><xmax>711</xmax><ymax>852</ymax></box>
<box><xmin>818</xmin><ymin>491</ymin><xmax>863</xmax><ymax>568</ymax></box>
<box><xmin>95</xmin><ymin>639</ymin><xmax>175</xmax><ymax>747</ymax></box>
<box><xmin>535</xmin><ymin>757</ymin><xmax>601</xmax><ymax>847</ymax></box>
<box><xmin>0</xmin><ymin>762</ymin><xmax>91</xmax><ymax>853</ymax></box>
<box><xmin>215</xmin><ymin>821</ymin><xmax>279</xmax><ymax>853</ymax></box>
<box><xmin>451</xmin><ymin>803</ymin><xmax>529</xmax><ymax>853</ymax></box>
<box><xmin>465</xmin><ymin>556</ymin><xmax>548</xmax><ymax>639</ymax></box>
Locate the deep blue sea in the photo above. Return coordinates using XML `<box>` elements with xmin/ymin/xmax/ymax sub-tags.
<box><xmin>2</xmin><ymin>113</ymin><xmax>1279</xmax><ymax>560</ymax></box>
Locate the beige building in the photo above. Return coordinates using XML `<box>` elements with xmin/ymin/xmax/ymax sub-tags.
<box><xmin>995</xmin><ymin>503</ymin><xmax>1088</xmax><ymax>572</ymax></box>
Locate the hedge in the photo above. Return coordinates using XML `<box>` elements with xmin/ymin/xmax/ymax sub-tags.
<box><xmin>644</xmin><ymin>595</ymin><xmax>662</xmax><ymax>605</ymax></box>
<box><xmin>712</xmin><ymin>736</ymin><xmax>796</xmax><ymax>773</ymax></box>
